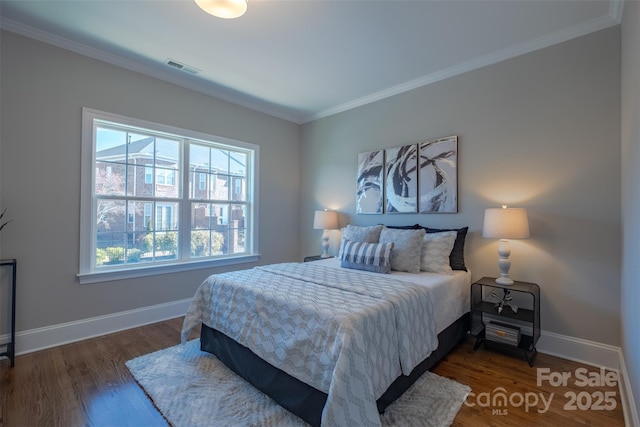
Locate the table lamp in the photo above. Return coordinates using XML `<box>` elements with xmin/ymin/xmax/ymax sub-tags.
<box><xmin>313</xmin><ymin>210</ymin><xmax>338</xmax><ymax>258</ymax></box>
<box><xmin>482</xmin><ymin>206</ymin><xmax>530</xmax><ymax>285</ymax></box>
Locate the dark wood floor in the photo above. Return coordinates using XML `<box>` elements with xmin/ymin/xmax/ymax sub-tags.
<box><xmin>0</xmin><ymin>317</ymin><xmax>626</xmax><ymax>426</ymax></box>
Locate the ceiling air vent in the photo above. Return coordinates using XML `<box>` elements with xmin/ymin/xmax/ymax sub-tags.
<box><xmin>165</xmin><ymin>59</ymin><xmax>200</xmax><ymax>75</ymax></box>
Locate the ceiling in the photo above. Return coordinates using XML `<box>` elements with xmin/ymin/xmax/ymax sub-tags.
<box><xmin>0</xmin><ymin>0</ymin><xmax>622</xmax><ymax>124</ymax></box>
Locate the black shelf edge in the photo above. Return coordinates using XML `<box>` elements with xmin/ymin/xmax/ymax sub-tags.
<box><xmin>474</xmin><ymin>329</ymin><xmax>537</xmax><ymax>351</ymax></box>
<box><xmin>471</xmin><ymin>301</ymin><xmax>534</xmax><ymax>322</ymax></box>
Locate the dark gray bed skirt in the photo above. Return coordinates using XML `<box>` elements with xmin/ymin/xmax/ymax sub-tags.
<box><xmin>200</xmin><ymin>312</ymin><xmax>470</xmax><ymax>427</ymax></box>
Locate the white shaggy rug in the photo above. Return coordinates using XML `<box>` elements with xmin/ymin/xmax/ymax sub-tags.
<box><xmin>126</xmin><ymin>339</ymin><xmax>470</xmax><ymax>427</ymax></box>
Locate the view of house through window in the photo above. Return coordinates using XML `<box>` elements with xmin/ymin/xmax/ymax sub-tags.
<box><xmin>83</xmin><ymin>109</ymin><xmax>256</xmax><ymax>275</ymax></box>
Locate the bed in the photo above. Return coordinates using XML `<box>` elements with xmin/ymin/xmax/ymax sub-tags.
<box><xmin>181</xmin><ymin>225</ymin><xmax>471</xmax><ymax>427</ymax></box>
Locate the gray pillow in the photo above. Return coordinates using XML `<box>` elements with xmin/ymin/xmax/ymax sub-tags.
<box><xmin>378</xmin><ymin>227</ymin><xmax>426</xmax><ymax>273</ymax></box>
<box><xmin>338</xmin><ymin>224</ymin><xmax>384</xmax><ymax>259</ymax></box>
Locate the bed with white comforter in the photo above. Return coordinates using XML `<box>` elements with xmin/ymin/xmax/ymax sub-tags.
<box><xmin>181</xmin><ymin>258</ymin><xmax>470</xmax><ymax>427</ymax></box>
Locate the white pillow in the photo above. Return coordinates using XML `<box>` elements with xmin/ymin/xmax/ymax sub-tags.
<box><xmin>420</xmin><ymin>230</ymin><xmax>457</xmax><ymax>273</ymax></box>
<box><xmin>378</xmin><ymin>227</ymin><xmax>425</xmax><ymax>273</ymax></box>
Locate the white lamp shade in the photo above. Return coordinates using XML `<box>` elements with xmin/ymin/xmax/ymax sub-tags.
<box><xmin>313</xmin><ymin>210</ymin><xmax>338</xmax><ymax>230</ymax></box>
<box><xmin>483</xmin><ymin>207</ymin><xmax>530</xmax><ymax>239</ymax></box>
<box><xmin>195</xmin><ymin>0</ymin><xmax>247</xmax><ymax>19</ymax></box>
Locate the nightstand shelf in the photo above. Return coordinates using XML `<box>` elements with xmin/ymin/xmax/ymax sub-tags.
<box><xmin>470</xmin><ymin>276</ymin><xmax>540</xmax><ymax>366</ymax></box>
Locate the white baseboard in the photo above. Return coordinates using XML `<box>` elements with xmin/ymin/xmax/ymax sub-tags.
<box><xmin>538</xmin><ymin>329</ymin><xmax>622</xmax><ymax>370</ymax></box>
<box><xmin>538</xmin><ymin>329</ymin><xmax>638</xmax><ymax>427</ymax></box>
<box><xmin>3</xmin><ymin>306</ymin><xmax>638</xmax><ymax>426</ymax></box>
<box><xmin>12</xmin><ymin>298</ymin><xmax>192</xmax><ymax>355</ymax></box>
<box><xmin>617</xmin><ymin>353</ymin><xmax>640</xmax><ymax>427</ymax></box>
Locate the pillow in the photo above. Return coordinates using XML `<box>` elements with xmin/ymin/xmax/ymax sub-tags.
<box><xmin>378</xmin><ymin>227</ymin><xmax>425</xmax><ymax>273</ymax></box>
<box><xmin>420</xmin><ymin>230</ymin><xmax>457</xmax><ymax>273</ymax></box>
<box><xmin>340</xmin><ymin>240</ymin><xmax>394</xmax><ymax>274</ymax></box>
<box><xmin>338</xmin><ymin>224</ymin><xmax>384</xmax><ymax>259</ymax></box>
<box><xmin>424</xmin><ymin>226</ymin><xmax>468</xmax><ymax>271</ymax></box>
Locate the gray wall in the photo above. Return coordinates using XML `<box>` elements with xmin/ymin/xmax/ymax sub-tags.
<box><xmin>621</xmin><ymin>0</ymin><xmax>640</xmax><ymax>413</ymax></box>
<box><xmin>300</xmin><ymin>27</ymin><xmax>621</xmax><ymax>346</ymax></box>
<box><xmin>0</xmin><ymin>31</ymin><xmax>300</xmax><ymax>330</ymax></box>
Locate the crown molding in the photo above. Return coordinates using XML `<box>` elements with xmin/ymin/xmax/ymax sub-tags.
<box><xmin>1</xmin><ymin>0</ymin><xmax>623</xmax><ymax>126</ymax></box>
<box><xmin>304</xmin><ymin>0</ymin><xmax>623</xmax><ymax>123</ymax></box>
<box><xmin>0</xmin><ymin>17</ymin><xmax>304</xmax><ymax>124</ymax></box>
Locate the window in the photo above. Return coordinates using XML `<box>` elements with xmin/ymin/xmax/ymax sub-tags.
<box><xmin>79</xmin><ymin>108</ymin><xmax>259</xmax><ymax>284</ymax></box>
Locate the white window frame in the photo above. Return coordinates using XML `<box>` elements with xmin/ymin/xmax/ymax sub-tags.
<box><xmin>78</xmin><ymin>108</ymin><xmax>260</xmax><ymax>284</ymax></box>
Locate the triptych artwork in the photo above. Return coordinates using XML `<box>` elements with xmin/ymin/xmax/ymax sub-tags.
<box><xmin>356</xmin><ymin>135</ymin><xmax>458</xmax><ymax>214</ymax></box>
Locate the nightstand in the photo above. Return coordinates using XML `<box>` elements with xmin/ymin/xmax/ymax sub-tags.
<box><xmin>0</xmin><ymin>259</ymin><xmax>17</xmax><ymax>368</ymax></box>
<box><xmin>470</xmin><ymin>276</ymin><xmax>540</xmax><ymax>366</ymax></box>
<box><xmin>304</xmin><ymin>255</ymin><xmax>333</xmax><ymax>262</ymax></box>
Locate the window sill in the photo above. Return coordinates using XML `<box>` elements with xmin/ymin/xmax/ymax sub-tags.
<box><xmin>77</xmin><ymin>254</ymin><xmax>261</xmax><ymax>285</ymax></box>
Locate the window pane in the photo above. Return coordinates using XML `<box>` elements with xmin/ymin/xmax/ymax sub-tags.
<box><xmin>96</xmin><ymin>233</ymin><xmax>127</xmax><ymax>266</ymax></box>
<box><xmin>229</xmin><ymin>204</ymin><xmax>247</xmax><ymax>254</ymax></box>
<box><xmin>96</xmin><ymin>199</ymin><xmax>126</xmax><ymax>233</ymax></box>
<box><xmin>189</xmin><ymin>144</ymin><xmax>209</xmax><ymax>199</ymax></box>
<box><xmin>231</xmin><ymin>176</ymin><xmax>246</xmax><ymax>201</ymax></box>
<box><xmin>211</xmin><ymin>148</ymin><xmax>229</xmax><ymax>173</ymax></box>
<box><xmin>155</xmin><ymin>202</ymin><xmax>179</xmax><ymax>231</ymax></box>
<box><xmin>191</xmin><ymin>202</ymin><xmax>213</xmax><ymax>230</ymax></box>
<box><xmin>127</xmin><ymin>201</ymin><xmax>152</xmax><ymax>232</ymax></box>
<box><xmin>191</xmin><ymin>202</ymin><xmax>224</xmax><ymax>257</ymax></box>
<box><xmin>210</xmin><ymin>173</ymin><xmax>229</xmax><ymax>200</ymax></box>
<box><xmin>155</xmin><ymin>138</ymin><xmax>180</xmax><ymax>170</ymax></box>
<box><xmin>230</xmin><ymin>151</ymin><xmax>247</xmax><ymax>176</ymax></box>
<box><xmin>96</xmin><ymin>127</ymin><xmax>128</xmax><ymax>159</ymax></box>
<box><xmin>127</xmin><ymin>165</ymin><xmax>154</xmax><ymax>197</ymax></box>
<box><xmin>95</xmin><ymin>162</ymin><xmax>126</xmax><ymax>195</ymax></box>
<box><xmin>154</xmin><ymin>168</ymin><xmax>179</xmax><ymax>198</ymax></box>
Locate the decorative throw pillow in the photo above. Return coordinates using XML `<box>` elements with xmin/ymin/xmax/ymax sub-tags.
<box><xmin>424</xmin><ymin>226</ymin><xmax>469</xmax><ymax>271</ymax></box>
<box><xmin>378</xmin><ymin>227</ymin><xmax>426</xmax><ymax>274</ymax></box>
<box><xmin>420</xmin><ymin>231</ymin><xmax>457</xmax><ymax>273</ymax></box>
<box><xmin>340</xmin><ymin>240</ymin><xmax>394</xmax><ymax>274</ymax></box>
<box><xmin>338</xmin><ymin>224</ymin><xmax>384</xmax><ymax>259</ymax></box>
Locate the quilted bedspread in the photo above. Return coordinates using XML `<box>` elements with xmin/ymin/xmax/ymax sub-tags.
<box><xmin>181</xmin><ymin>262</ymin><xmax>438</xmax><ymax>427</ymax></box>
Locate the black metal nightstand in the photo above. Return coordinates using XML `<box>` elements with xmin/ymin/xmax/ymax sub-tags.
<box><xmin>470</xmin><ymin>276</ymin><xmax>540</xmax><ymax>366</ymax></box>
<box><xmin>1</xmin><ymin>259</ymin><xmax>17</xmax><ymax>368</ymax></box>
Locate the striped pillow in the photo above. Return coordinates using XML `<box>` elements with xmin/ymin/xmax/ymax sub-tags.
<box><xmin>340</xmin><ymin>240</ymin><xmax>394</xmax><ymax>274</ymax></box>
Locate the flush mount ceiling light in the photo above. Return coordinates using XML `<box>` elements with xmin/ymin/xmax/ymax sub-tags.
<box><xmin>195</xmin><ymin>0</ymin><xmax>247</xmax><ymax>19</ymax></box>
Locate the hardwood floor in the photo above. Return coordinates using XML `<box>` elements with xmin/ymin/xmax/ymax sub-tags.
<box><xmin>1</xmin><ymin>318</ymin><xmax>626</xmax><ymax>427</ymax></box>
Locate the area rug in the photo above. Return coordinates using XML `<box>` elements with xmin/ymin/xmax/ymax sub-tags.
<box><xmin>126</xmin><ymin>339</ymin><xmax>470</xmax><ymax>427</ymax></box>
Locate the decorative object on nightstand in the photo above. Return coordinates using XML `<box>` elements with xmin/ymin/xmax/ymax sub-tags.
<box><xmin>313</xmin><ymin>209</ymin><xmax>338</xmax><ymax>258</ymax></box>
<box><xmin>482</xmin><ymin>206</ymin><xmax>530</xmax><ymax>285</ymax></box>
<box><xmin>488</xmin><ymin>289</ymin><xmax>518</xmax><ymax>314</ymax></box>
<box><xmin>470</xmin><ymin>277</ymin><xmax>540</xmax><ymax>366</ymax></box>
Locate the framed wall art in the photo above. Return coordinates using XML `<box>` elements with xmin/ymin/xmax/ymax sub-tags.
<box><xmin>356</xmin><ymin>149</ymin><xmax>385</xmax><ymax>214</ymax></box>
<box><xmin>385</xmin><ymin>144</ymin><xmax>418</xmax><ymax>213</ymax></box>
<box><xmin>418</xmin><ymin>135</ymin><xmax>458</xmax><ymax>213</ymax></box>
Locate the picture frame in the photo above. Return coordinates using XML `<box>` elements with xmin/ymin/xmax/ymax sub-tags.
<box><xmin>356</xmin><ymin>149</ymin><xmax>385</xmax><ymax>214</ymax></box>
<box><xmin>385</xmin><ymin>144</ymin><xmax>418</xmax><ymax>214</ymax></box>
<box><xmin>418</xmin><ymin>135</ymin><xmax>458</xmax><ymax>213</ymax></box>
